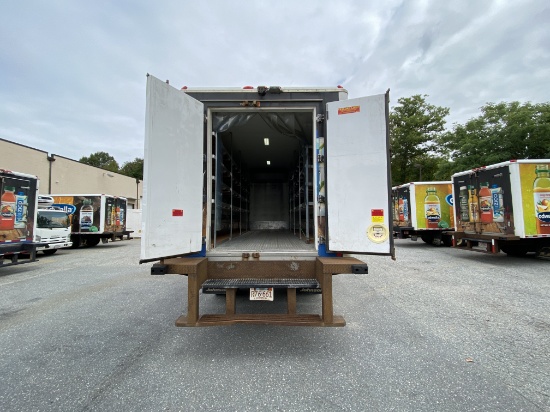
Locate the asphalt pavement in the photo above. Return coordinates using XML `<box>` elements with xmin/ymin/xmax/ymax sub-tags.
<box><xmin>0</xmin><ymin>238</ymin><xmax>548</xmax><ymax>411</ymax></box>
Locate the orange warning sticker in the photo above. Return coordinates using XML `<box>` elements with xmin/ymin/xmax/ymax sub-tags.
<box><xmin>338</xmin><ymin>106</ymin><xmax>360</xmax><ymax>115</ymax></box>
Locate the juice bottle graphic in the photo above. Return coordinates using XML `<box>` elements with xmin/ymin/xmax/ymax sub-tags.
<box><xmin>116</xmin><ymin>206</ymin><xmax>121</xmax><ymax>226</ymax></box>
<box><xmin>111</xmin><ymin>205</ymin><xmax>116</xmax><ymax>227</ymax></box>
<box><xmin>398</xmin><ymin>197</ymin><xmax>404</xmax><ymax>222</ymax></box>
<box><xmin>80</xmin><ymin>199</ymin><xmax>94</xmax><ymax>231</ymax></box>
<box><xmin>490</xmin><ymin>184</ymin><xmax>504</xmax><ymax>222</ymax></box>
<box><xmin>403</xmin><ymin>198</ymin><xmax>409</xmax><ymax>223</ymax></box>
<box><xmin>479</xmin><ymin>182</ymin><xmax>493</xmax><ymax>223</ymax></box>
<box><xmin>0</xmin><ymin>186</ymin><xmax>16</xmax><ymax>230</ymax></box>
<box><xmin>14</xmin><ymin>191</ymin><xmax>28</xmax><ymax>229</ymax></box>
<box><xmin>468</xmin><ymin>185</ymin><xmax>480</xmax><ymax>222</ymax></box>
<box><xmin>459</xmin><ymin>186</ymin><xmax>469</xmax><ymax>222</ymax></box>
<box><xmin>424</xmin><ymin>187</ymin><xmax>441</xmax><ymax>228</ymax></box>
<box><xmin>533</xmin><ymin>164</ymin><xmax>550</xmax><ymax>234</ymax></box>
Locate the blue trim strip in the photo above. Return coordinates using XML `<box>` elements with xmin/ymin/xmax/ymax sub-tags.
<box><xmin>186</xmin><ymin>242</ymin><xmax>206</xmax><ymax>258</ymax></box>
<box><xmin>318</xmin><ymin>243</ymin><xmax>338</xmax><ymax>257</ymax></box>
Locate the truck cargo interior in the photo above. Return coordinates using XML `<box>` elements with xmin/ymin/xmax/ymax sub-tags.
<box><xmin>208</xmin><ymin>110</ymin><xmax>316</xmax><ymax>255</ymax></box>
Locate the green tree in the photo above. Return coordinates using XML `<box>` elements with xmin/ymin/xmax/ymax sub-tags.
<box><xmin>120</xmin><ymin>158</ymin><xmax>144</xmax><ymax>180</ymax></box>
<box><xmin>437</xmin><ymin>101</ymin><xmax>550</xmax><ymax>175</ymax></box>
<box><xmin>390</xmin><ymin>95</ymin><xmax>450</xmax><ymax>185</ymax></box>
<box><xmin>79</xmin><ymin>151</ymin><xmax>119</xmax><ymax>173</ymax></box>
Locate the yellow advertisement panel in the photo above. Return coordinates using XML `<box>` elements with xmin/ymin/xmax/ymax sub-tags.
<box><xmin>519</xmin><ymin>163</ymin><xmax>550</xmax><ymax>235</ymax></box>
<box><xmin>414</xmin><ymin>183</ymin><xmax>454</xmax><ymax>229</ymax></box>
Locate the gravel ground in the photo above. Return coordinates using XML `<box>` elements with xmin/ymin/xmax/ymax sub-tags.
<box><xmin>0</xmin><ymin>238</ymin><xmax>548</xmax><ymax>411</ymax></box>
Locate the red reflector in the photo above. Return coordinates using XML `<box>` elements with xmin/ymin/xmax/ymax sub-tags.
<box><xmin>172</xmin><ymin>209</ymin><xmax>184</xmax><ymax>217</ymax></box>
<box><xmin>337</xmin><ymin>85</ymin><xmax>343</xmax><ymax>88</ymax></box>
<box><xmin>243</xmin><ymin>86</ymin><xmax>254</xmax><ymax>89</ymax></box>
<box><xmin>181</xmin><ymin>86</ymin><xmax>188</xmax><ymax>90</ymax></box>
<box><xmin>371</xmin><ymin>209</ymin><xmax>384</xmax><ymax>216</ymax></box>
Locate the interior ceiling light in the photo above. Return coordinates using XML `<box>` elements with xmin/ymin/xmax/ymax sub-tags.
<box><xmin>264</xmin><ymin>138</ymin><xmax>269</xmax><ymax>146</ymax></box>
<box><xmin>267</xmin><ymin>160</ymin><xmax>271</xmax><ymax>165</ymax></box>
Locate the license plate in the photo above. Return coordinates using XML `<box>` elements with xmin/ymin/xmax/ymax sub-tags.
<box><xmin>250</xmin><ymin>288</ymin><xmax>274</xmax><ymax>301</ymax></box>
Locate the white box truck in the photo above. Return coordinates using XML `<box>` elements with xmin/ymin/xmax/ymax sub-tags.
<box><xmin>50</xmin><ymin>194</ymin><xmax>128</xmax><ymax>247</ymax></box>
<box><xmin>392</xmin><ymin>181</ymin><xmax>454</xmax><ymax>246</ymax></box>
<box><xmin>451</xmin><ymin>159</ymin><xmax>550</xmax><ymax>256</ymax></box>
<box><xmin>0</xmin><ymin>169</ymin><xmax>38</xmax><ymax>267</ymax></box>
<box><xmin>141</xmin><ymin>75</ymin><xmax>394</xmax><ymax>327</ymax></box>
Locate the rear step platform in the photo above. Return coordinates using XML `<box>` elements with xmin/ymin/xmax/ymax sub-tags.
<box><xmin>202</xmin><ymin>278</ymin><xmax>320</xmax><ymax>292</ymax></box>
<box><xmin>161</xmin><ymin>256</ymin><xmax>368</xmax><ymax>327</ymax></box>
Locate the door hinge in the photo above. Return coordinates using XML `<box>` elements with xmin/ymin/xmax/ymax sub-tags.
<box><xmin>316</xmin><ymin>114</ymin><xmax>325</xmax><ymax>123</ymax></box>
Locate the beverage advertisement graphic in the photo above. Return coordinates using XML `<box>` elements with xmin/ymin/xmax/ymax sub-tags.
<box><xmin>52</xmin><ymin>195</ymin><xmax>102</xmax><ymax>232</ymax></box>
<box><xmin>392</xmin><ymin>183</ymin><xmax>453</xmax><ymax>230</ymax></box>
<box><xmin>52</xmin><ymin>195</ymin><xmax>127</xmax><ymax>233</ymax></box>
<box><xmin>392</xmin><ymin>186</ymin><xmax>410</xmax><ymax>227</ymax></box>
<box><xmin>453</xmin><ymin>165</ymin><xmax>514</xmax><ymax>234</ymax></box>
<box><xmin>0</xmin><ymin>173</ymin><xmax>37</xmax><ymax>242</ymax></box>
<box><xmin>453</xmin><ymin>161</ymin><xmax>550</xmax><ymax>237</ymax></box>
<box><xmin>414</xmin><ymin>183</ymin><xmax>454</xmax><ymax>230</ymax></box>
<box><xmin>520</xmin><ymin>163</ymin><xmax>550</xmax><ymax>235</ymax></box>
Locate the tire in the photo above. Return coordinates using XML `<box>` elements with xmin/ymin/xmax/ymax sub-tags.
<box><xmin>442</xmin><ymin>235</ymin><xmax>453</xmax><ymax>247</ymax></box>
<box><xmin>70</xmin><ymin>236</ymin><xmax>81</xmax><ymax>248</ymax></box>
<box><xmin>82</xmin><ymin>236</ymin><xmax>101</xmax><ymax>247</ymax></box>
<box><xmin>500</xmin><ymin>245</ymin><xmax>528</xmax><ymax>257</ymax></box>
<box><xmin>420</xmin><ymin>233</ymin><xmax>434</xmax><ymax>244</ymax></box>
<box><xmin>42</xmin><ymin>249</ymin><xmax>58</xmax><ymax>256</ymax></box>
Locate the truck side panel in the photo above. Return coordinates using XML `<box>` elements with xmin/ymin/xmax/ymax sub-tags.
<box><xmin>52</xmin><ymin>195</ymin><xmax>103</xmax><ymax>233</ymax></box>
<box><xmin>1</xmin><ymin>170</ymin><xmax>38</xmax><ymax>266</ymax></box>
<box><xmin>516</xmin><ymin>162</ymin><xmax>550</xmax><ymax>237</ymax></box>
<box><xmin>412</xmin><ymin>183</ymin><xmax>454</xmax><ymax>230</ymax></box>
<box><xmin>452</xmin><ymin>165</ymin><xmax>514</xmax><ymax>235</ymax></box>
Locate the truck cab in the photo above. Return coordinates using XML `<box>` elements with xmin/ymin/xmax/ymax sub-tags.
<box><xmin>35</xmin><ymin>206</ymin><xmax>73</xmax><ymax>255</ymax></box>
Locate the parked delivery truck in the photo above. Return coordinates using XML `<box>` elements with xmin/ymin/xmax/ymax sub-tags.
<box><xmin>451</xmin><ymin>159</ymin><xmax>550</xmax><ymax>256</ymax></box>
<box><xmin>392</xmin><ymin>182</ymin><xmax>454</xmax><ymax>246</ymax></box>
<box><xmin>0</xmin><ymin>169</ymin><xmax>38</xmax><ymax>267</ymax></box>
<box><xmin>51</xmin><ymin>194</ymin><xmax>128</xmax><ymax>247</ymax></box>
<box><xmin>141</xmin><ymin>75</ymin><xmax>394</xmax><ymax>327</ymax></box>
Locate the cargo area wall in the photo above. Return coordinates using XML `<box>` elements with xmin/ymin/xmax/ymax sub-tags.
<box><xmin>0</xmin><ymin>138</ymin><xmax>142</xmax><ymax>208</ymax></box>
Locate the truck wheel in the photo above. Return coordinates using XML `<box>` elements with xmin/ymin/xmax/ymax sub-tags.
<box><xmin>83</xmin><ymin>237</ymin><xmax>101</xmax><ymax>247</ymax></box>
<box><xmin>442</xmin><ymin>235</ymin><xmax>453</xmax><ymax>247</ymax></box>
<box><xmin>500</xmin><ymin>245</ymin><xmax>528</xmax><ymax>257</ymax></box>
<box><xmin>42</xmin><ymin>249</ymin><xmax>58</xmax><ymax>256</ymax></box>
<box><xmin>421</xmin><ymin>233</ymin><xmax>434</xmax><ymax>244</ymax></box>
<box><xmin>70</xmin><ymin>237</ymin><xmax>81</xmax><ymax>248</ymax></box>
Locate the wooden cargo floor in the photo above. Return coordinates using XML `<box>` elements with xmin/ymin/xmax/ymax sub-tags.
<box><xmin>211</xmin><ymin>230</ymin><xmax>315</xmax><ymax>253</ymax></box>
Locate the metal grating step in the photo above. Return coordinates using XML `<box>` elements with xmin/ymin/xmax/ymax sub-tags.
<box><xmin>202</xmin><ymin>278</ymin><xmax>320</xmax><ymax>289</ymax></box>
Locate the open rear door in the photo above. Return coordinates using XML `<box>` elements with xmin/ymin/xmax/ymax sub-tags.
<box><xmin>326</xmin><ymin>93</ymin><xmax>394</xmax><ymax>256</ymax></box>
<box><xmin>141</xmin><ymin>75</ymin><xmax>204</xmax><ymax>261</ymax></box>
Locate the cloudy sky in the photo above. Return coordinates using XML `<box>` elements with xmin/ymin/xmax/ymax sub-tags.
<box><xmin>1</xmin><ymin>0</ymin><xmax>548</xmax><ymax>165</ymax></box>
